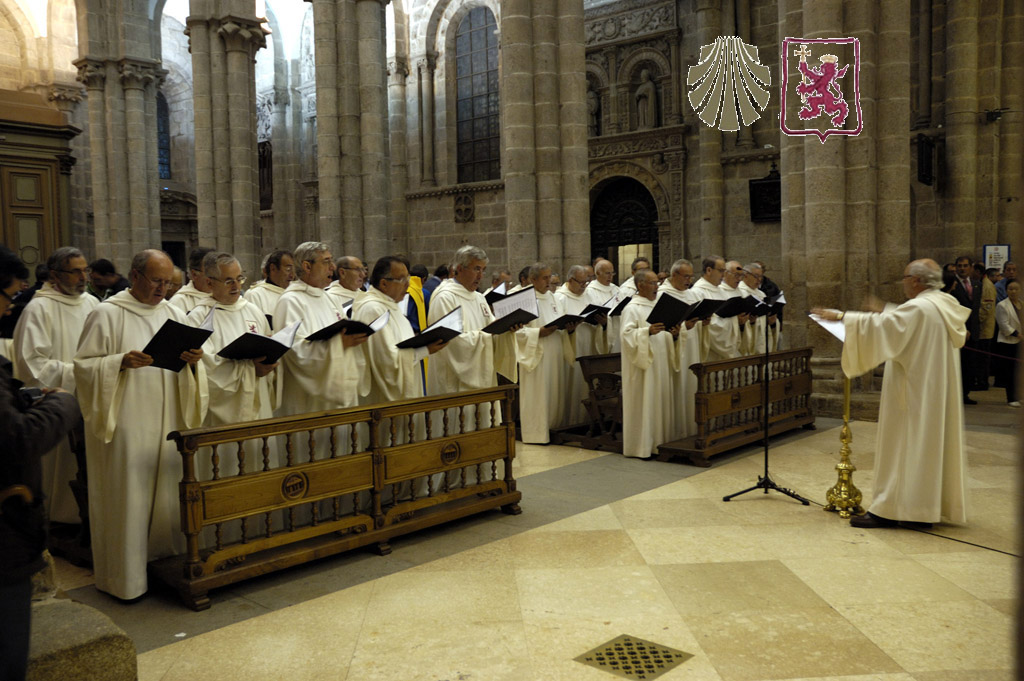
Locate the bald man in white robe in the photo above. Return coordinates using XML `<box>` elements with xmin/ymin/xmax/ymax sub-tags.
<box><xmin>73</xmin><ymin>249</ymin><xmax>207</xmax><ymax>600</ymax></box>
<box><xmin>13</xmin><ymin>248</ymin><xmax>97</xmax><ymax>523</ymax></box>
<box><xmin>168</xmin><ymin>248</ymin><xmax>213</xmax><ymax>315</ymax></box>
<box><xmin>657</xmin><ymin>259</ymin><xmax>705</xmax><ymax>440</ymax></box>
<box><xmin>738</xmin><ymin>264</ymin><xmax>780</xmax><ymax>354</ymax></box>
<box><xmin>814</xmin><ymin>259</ymin><xmax>970</xmax><ymax>528</ymax></box>
<box><xmin>555</xmin><ymin>265</ymin><xmax>609</xmax><ymax>426</ymax></box>
<box><xmin>326</xmin><ymin>255</ymin><xmax>367</xmax><ymax>316</ymax></box>
<box><xmin>689</xmin><ymin>256</ymin><xmax>744</xmax><ymax>361</ymax></box>
<box><xmin>586</xmin><ymin>259</ymin><xmax>623</xmax><ymax>353</ymax></box>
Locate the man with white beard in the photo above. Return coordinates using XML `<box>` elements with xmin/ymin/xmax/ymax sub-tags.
<box><xmin>326</xmin><ymin>255</ymin><xmax>367</xmax><ymax>315</ymax></box>
<box><xmin>168</xmin><ymin>247</ymin><xmax>214</xmax><ymax>314</ymax></box>
<box><xmin>657</xmin><ymin>259</ymin><xmax>705</xmax><ymax>439</ymax></box>
<box><xmin>12</xmin><ymin>247</ymin><xmax>97</xmax><ymax>524</ymax></box>
<box><xmin>555</xmin><ymin>264</ymin><xmax>606</xmax><ymax>425</ymax></box>
<box><xmin>515</xmin><ymin>263</ymin><xmax>577</xmax><ymax>444</ymax></box>
<box><xmin>245</xmin><ymin>250</ymin><xmax>295</xmax><ymax>324</ymax></box>
<box><xmin>689</xmin><ymin>255</ymin><xmax>744</xmax><ymax>360</ymax></box>
<box><xmin>73</xmin><ymin>249</ymin><xmax>207</xmax><ymax>600</ymax></box>
<box><xmin>586</xmin><ymin>259</ymin><xmax>623</xmax><ymax>352</ymax></box>
<box><xmin>738</xmin><ymin>263</ymin><xmax>780</xmax><ymax>354</ymax></box>
<box><xmin>621</xmin><ymin>269</ymin><xmax>681</xmax><ymax>458</ymax></box>
<box><xmin>273</xmin><ymin>242</ymin><xmax>368</xmax><ymax>416</ymax></box>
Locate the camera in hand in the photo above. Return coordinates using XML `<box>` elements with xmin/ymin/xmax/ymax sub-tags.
<box><xmin>17</xmin><ymin>386</ymin><xmax>43</xmax><ymax>409</ymax></box>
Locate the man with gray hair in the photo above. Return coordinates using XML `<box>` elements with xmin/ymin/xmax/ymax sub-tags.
<box><xmin>169</xmin><ymin>246</ymin><xmax>214</xmax><ymax>314</ymax></box>
<box><xmin>812</xmin><ymin>258</ymin><xmax>970</xmax><ymax>529</ymax></box>
<box><xmin>273</xmin><ymin>241</ymin><xmax>368</xmax><ymax>417</ymax></box>
<box><xmin>738</xmin><ymin>262</ymin><xmax>780</xmax><ymax>354</ymax></box>
<box><xmin>246</xmin><ymin>250</ymin><xmax>295</xmax><ymax>323</ymax></box>
<box><xmin>555</xmin><ymin>264</ymin><xmax>604</xmax><ymax>425</ymax></box>
<box><xmin>326</xmin><ymin>255</ymin><xmax>367</xmax><ymax>314</ymax></box>
<box><xmin>12</xmin><ymin>246</ymin><xmax>97</xmax><ymax>524</ymax></box>
<box><xmin>658</xmin><ymin>258</ymin><xmax>704</xmax><ymax>439</ymax></box>
<box><xmin>587</xmin><ymin>258</ymin><xmax>623</xmax><ymax>352</ymax></box>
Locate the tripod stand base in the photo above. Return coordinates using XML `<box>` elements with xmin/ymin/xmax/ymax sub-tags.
<box><xmin>722</xmin><ymin>474</ymin><xmax>810</xmax><ymax>505</ymax></box>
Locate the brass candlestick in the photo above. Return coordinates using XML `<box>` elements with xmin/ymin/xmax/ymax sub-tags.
<box><xmin>824</xmin><ymin>376</ymin><xmax>864</xmax><ymax>518</ymax></box>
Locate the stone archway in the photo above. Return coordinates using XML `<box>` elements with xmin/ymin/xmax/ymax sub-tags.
<box><xmin>590</xmin><ymin>176</ymin><xmax>660</xmax><ymax>277</ymax></box>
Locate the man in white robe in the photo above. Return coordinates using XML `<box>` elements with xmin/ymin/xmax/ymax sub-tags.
<box><xmin>738</xmin><ymin>263</ymin><xmax>780</xmax><ymax>355</ymax></box>
<box><xmin>326</xmin><ymin>255</ymin><xmax>367</xmax><ymax>315</ymax></box>
<box><xmin>813</xmin><ymin>259</ymin><xmax>970</xmax><ymax>528</ymax></box>
<box><xmin>515</xmin><ymin>264</ymin><xmax>577</xmax><ymax>444</ymax></box>
<box><xmin>245</xmin><ymin>250</ymin><xmax>295</xmax><ymax>325</ymax></box>
<box><xmin>720</xmin><ymin>260</ymin><xmax>754</xmax><ymax>355</ymax></box>
<box><xmin>555</xmin><ymin>265</ymin><xmax>607</xmax><ymax>426</ymax></box>
<box><xmin>507</xmin><ymin>266</ymin><xmax>530</xmax><ymax>294</ymax></box>
<box><xmin>12</xmin><ymin>247</ymin><xmax>97</xmax><ymax>523</ymax></box>
<box><xmin>621</xmin><ymin>269</ymin><xmax>681</xmax><ymax>458</ymax></box>
<box><xmin>617</xmin><ymin>256</ymin><xmax>651</xmax><ymax>298</ymax></box>
<box><xmin>483</xmin><ymin>268</ymin><xmax>512</xmax><ymax>295</ymax></box>
<box><xmin>658</xmin><ymin>259</ymin><xmax>705</xmax><ymax>440</ymax></box>
<box><xmin>168</xmin><ymin>247</ymin><xmax>214</xmax><ymax>315</ymax></box>
<box><xmin>689</xmin><ymin>255</ymin><xmax>744</xmax><ymax>361</ymax></box>
<box><xmin>73</xmin><ymin>249</ymin><xmax>208</xmax><ymax>600</ymax></box>
<box><xmin>273</xmin><ymin>242</ymin><xmax>368</xmax><ymax>417</ymax></box>
<box><xmin>587</xmin><ymin>259</ymin><xmax>623</xmax><ymax>353</ymax></box>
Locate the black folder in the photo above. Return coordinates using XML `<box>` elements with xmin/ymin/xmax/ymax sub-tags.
<box><xmin>265</xmin><ymin>314</ymin><xmax>273</xmax><ymax>328</ymax></box>
<box><xmin>485</xmin><ymin>288</ymin><xmax>506</xmax><ymax>306</ymax></box>
<box><xmin>217</xmin><ymin>333</ymin><xmax>292</xmax><ymax>364</ymax></box>
<box><xmin>482</xmin><ymin>308</ymin><xmax>537</xmax><ymax>335</ymax></box>
<box><xmin>683</xmin><ymin>298</ymin><xmax>725</xmax><ymax>321</ymax></box>
<box><xmin>395</xmin><ymin>308</ymin><xmax>463</xmax><ymax>349</ymax></box>
<box><xmin>579</xmin><ymin>303</ymin><xmax>612</xmax><ymax>324</ymax></box>
<box><xmin>141</xmin><ymin>319</ymin><xmax>214</xmax><ymax>372</ymax></box>
<box><xmin>646</xmin><ymin>295</ymin><xmax>692</xmax><ymax>328</ymax></box>
<box><xmin>543</xmin><ymin>313</ymin><xmax>585</xmax><ymax>330</ymax></box>
<box><xmin>304</xmin><ymin>318</ymin><xmax>376</xmax><ymax>341</ymax></box>
<box><xmin>608</xmin><ymin>296</ymin><xmax>632</xmax><ymax>317</ymax></box>
<box><xmin>713</xmin><ymin>296</ymin><xmax>753</xmax><ymax>319</ymax></box>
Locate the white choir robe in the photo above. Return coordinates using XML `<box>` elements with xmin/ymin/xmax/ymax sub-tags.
<box><xmin>620</xmin><ymin>296</ymin><xmax>681</xmax><ymax>458</ymax></box>
<box><xmin>738</xmin><ymin>281</ymin><xmax>780</xmax><ymax>355</ymax></box>
<box><xmin>514</xmin><ymin>290</ymin><xmax>575</xmax><ymax>444</ymax></box>
<box><xmin>657</xmin><ymin>282</ymin><xmax>702</xmax><ymax>440</ymax></box>
<box><xmin>585</xmin><ymin>281</ymin><xmax>622</xmax><ymax>352</ymax></box>
<box><xmin>690</xmin><ymin>278</ymin><xmax>741</xmax><ymax>360</ymax></box>
<box><xmin>12</xmin><ymin>283</ymin><xmax>97</xmax><ymax>523</ymax></box>
<box><xmin>325</xmin><ymin>281</ymin><xmax>364</xmax><ymax>317</ymax></box>
<box><xmin>73</xmin><ymin>291</ymin><xmax>208</xmax><ymax>599</ymax></box>
<box><xmin>619</xmin><ymin>278</ymin><xmax>638</xmax><ymax>298</ymax></box>
<box><xmin>167</xmin><ymin>281</ymin><xmax>211</xmax><ymax>315</ymax></box>
<box><xmin>842</xmin><ymin>289</ymin><xmax>970</xmax><ymax>524</ymax></box>
<box><xmin>244</xmin><ymin>281</ymin><xmax>285</xmax><ymax>325</ymax></box>
<box><xmin>554</xmin><ymin>287</ymin><xmax>607</xmax><ymax>426</ymax></box>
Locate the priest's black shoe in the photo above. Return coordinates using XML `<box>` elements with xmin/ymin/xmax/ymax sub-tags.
<box><xmin>850</xmin><ymin>512</ymin><xmax>898</xmax><ymax>529</ymax></box>
<box><xmin>898</xmin><ymin>520</ymin><xmax>933</xmax><ymax>530</ymax></box>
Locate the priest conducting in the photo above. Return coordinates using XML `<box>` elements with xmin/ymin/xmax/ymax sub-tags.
<box><xmin>813</xmin><ymin>258</ymin><xmax>970</xmax><ymax>529</ymax></box>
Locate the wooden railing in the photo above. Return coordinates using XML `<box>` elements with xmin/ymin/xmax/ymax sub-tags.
<box><xmin>152</xmin><ymin>385</ymin><xmax>521</xmax><ymax>610</ymax></box>
<box><xmin>657</xmin><ymin>347</ymin><xmax>815</xmax><ymax>466</ymax></box>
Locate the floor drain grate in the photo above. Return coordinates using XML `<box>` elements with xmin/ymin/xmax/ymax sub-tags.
<box><xmin>574</xmin><ymin>634</ymin><xmax>693</xmax><ymax>680</ymax></box>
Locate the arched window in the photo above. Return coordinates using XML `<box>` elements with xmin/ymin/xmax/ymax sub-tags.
<box><xmin>455</xmin><ymin>7</ymin><xmax>499</xmax><ymax>184</ymax></box>
<box><xmin>157</xmin><ymin>92</ymin><xmax>171</xmax><ymax>179</ymax></box>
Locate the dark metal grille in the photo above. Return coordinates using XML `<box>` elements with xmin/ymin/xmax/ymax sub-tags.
<box><xmin>157</xmin><ymin>92</ymin><xmax>171</xmax><ymax>180</ymax></box>
<box><xmin>455</xmin><ymin>6</ymin><xmax>499</xmax><ymax>184</ymax></box>
<box><xmin>574</xmin><ymin>634</ymin><xmax>693</xmax><ymax>680</ymax></box>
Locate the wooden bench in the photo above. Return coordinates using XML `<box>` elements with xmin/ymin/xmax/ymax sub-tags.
<box><xmin>153</xmin><ymin>385</ymin><xmax>521</xmax><ymax>610</ymax></box>
<box><xmin>657</xmin><ymin>347</ymin><xmax>815</xmax><ymax>466</ymax></box>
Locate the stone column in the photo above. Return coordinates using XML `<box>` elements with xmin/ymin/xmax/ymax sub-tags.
<box><xmin>75</xmin><ymin>60</ymin><xmax>110</xmax><ymax>258</ymax></box>
<box><xmin>998</xmin><ymin>0</ymin><xmax>1023</xmax><ymax>249</ymax></box>
<box><xmin>913</xmin><ymin>0</ymin><xmax>932</xmax><ymax>128</ymax></box>
<box><xmin>270</xmin><ymin>86</ymin><xmax>294</xmax><ymax>249</ymax></box>
<box><xmin>417</xmin><ymin>55</ymin><xmax>437</xmax><ymax>187</ymax></box>
<box><xmin>557</xmin><ymin>0</ymin><xmax>590</xmax><ymax>268</ymax></box>
<box><xmin>308</xmin><ymin>0</ymin><xmax>341</xmax><ymax>247</ymax></box>
<box><xmin>502</xmin><ymin>0</ymin><xmax>539</xmax><ymax>263</ymax></box>
<box><xmin>944</xmin><ymin>0</ymin><xmax>979</xmax><ymax>256</ymax></box>
<box><xmin>388</xmin><ymin>57</ymin><xmax>409</xmax><ymax>253</ymax></box>
<box><xmin>48</xmin><ymin>84</ymin><xmax>90</xmax><ymax>247</ymax></box>
<box><xmin>119</xmin><ymin>59</ymin><xmax>159</xmax><ymax>250</ymax></box>
<box><xmin>695</xmin><ymin>0</ymin><xmax>724</xmax><ymax>256</ymax></box>
<box><xmin>533</xmin><ymin>0</ymin><xmax>563</xmax><ymax>264</ymax></box>
<box><xmin>338</xmin><ymin>0</ymin><xmax>365</xmax><ymax>258</ymax></box>
<box><xmin>735</xmin><ymin>0</ymin><xmax>755</xmax><ymax>148</ymax></box>
<box><xmin>667</xmin><ymin>40</ymin><xmax>682</xmax><ymax>125</ymax></box>
<box><xmin>357</xmin><ymin>0</ymin><xmax>389</xmax><ymax>261</ymax></box>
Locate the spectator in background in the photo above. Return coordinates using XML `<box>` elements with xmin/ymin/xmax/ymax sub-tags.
<box><xmin>86</xmin><ymin>258</ymin><xmax>129</xmax><ymax>302</ymax></box>
<box><xmin>422</xmin><ymin>264</ymin><xmax>448</xmax><ymax>297</ymax></box>
<box><xmin>976</xmin><ymin>262</ymin><xmax>997</xmax><ymax>390</ymax></box>
<box><xmin>951</xmin><ymin>255</ymin><xmax>981</xmax><ymax>403</ymax></box>
<box><xmin>996</xmin><ymin>261</ymin><xmax>1017</xmax><ymax>302</ymax></box>
<box><xmin>0</xmin><ymin>264</ymin><xmax>47</xmax><ymax>339</ymax></box>
<box><xmin>410</xmin><ymin>264</ymin><xmax>431</xmax><ymax>313</ymax></box>
<box><xmin>165</xmin><ymin>266</ymin><xmax>184</xmax><ymax>300</ymax></box>
<box><xmin>994</xmin><ymin>280</ymin><xmax>1021</xmax><ymax>407</ymax></box>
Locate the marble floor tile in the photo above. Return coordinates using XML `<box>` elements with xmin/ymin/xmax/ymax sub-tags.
<box><xmin>910</xmin><ymin>671</ymin><xmax>1014</xmax><ymax>681</ymax></box>
<box><xmin>836</xmin><ymin>600</ymin><xmax>1014</xmax><ymax>672</ymax></box>
<box><xmin>406</xmin><ymin>535</ymin><xmax>516</xmax><ymax>574</ymax></box>
<box><xmin>911</xmin><ymin>550</ymin><xmax>1017</xmax><ymax>600</ymax></box>
<box><xmin>685</xmin><ymin>606</ymin><xmax>902</xmax><ymax>681</ymax></box>
<box><xmin>530</xmin><ymin>504</ymin><xmax>624</xmax><ymax>532</ymax></box>
<box><xmin>782</xmin><ymin>556</ymin><xmax>975</xmax><ymax>606</ymax></box>
<box><xmin>651</xmin><ymin>560</ymin><xmax>830</xmax><ymax>617</ymax></box>
<box><xmin>516</xmin><ymin>565</ymin><xmax>677</xmax><ymax>623</ymax></box>
<box><xmin>508</xmin><ymin>528</ymin><xmax>647</xmax><ymax>569</ymax></box>
<box><xmin>611</xmin><ymin>497</ymin><xmax>747</xmax><ymax>528</ymax></box>
<box><xmin>983</xmin><ymin>598</ymin><xmax>1018</xmax><ymax>616</ymax></box>
<box><xmin>52</xmin><ymin>554</ymin><xmax>95</xmax><ymax>592</ymax></box>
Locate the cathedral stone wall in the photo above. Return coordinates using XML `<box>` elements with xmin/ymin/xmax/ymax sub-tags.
<box><xmin>404</xmin><ymin>185</ymin><xmax>507</xmax><ymax>271</ymax></box>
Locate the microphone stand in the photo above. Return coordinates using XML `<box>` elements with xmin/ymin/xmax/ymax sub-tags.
<box><xmin>723</xmin><ymin>299</ymin><xmax>809</xmax><ymax>504</ymax></box>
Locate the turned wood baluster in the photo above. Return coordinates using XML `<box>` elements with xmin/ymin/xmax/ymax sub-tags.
<box><xmin>333</xmin><ymin>496</ymin><xmax>340</xmax><ymax>520</ymax></box>
<box><xmin>236</xmin><ymin>441</ymin><xmax>245</xmax><ymax>476</ymax></box>
<box><xmin>476</xmin><ymin>463</ymin><xmax>483</xmax><ymax>486</ymax></box>
<box><xmin>389</xmin><ymin>419</ymin><xmax>397</xmax><ymax>447</ymax></box>
<box><xmin>490</xmin><ymin>399</ymin><xmax>497</xmax><ymax>427</ymax></box>
<box><xmin>491</xmin><ymin>459</ymin><xmax>497</xmax><ymax>481</ymax></box>
<box><xmin>460</xmin><ymin>466</ymin><xmax>466</xmax><ymax>488</ymax></box>
<box><xmin>264</xmin><ymin>511</ymin><xmax>273</xmax><ymax>538</ymax></box>
<box><xmin>350</xmin><ymin>425</ymin><xmax>359</xmax><ymax>454</ymax></box>
<box><xmin>215</xmin><ymin>522</ymin><xmax>223</xmax><ymax>550</ymax></box>
<box><xmin>442</xmin><ymin>409</ymin><xmax>450</xmax><ymax>437</ymax></box>
<box><xmin>211</xmin><ymin>444</ymin><xmax>220</xmax><ymax>480</ymax></box>
<box><xmin>308</xmin><ymin>430</ymin><xmax>316</xmax><ymax>462</ymax></box>
<box><xmin>425</xmin><ymin>411</ymin><xmax>433</xmax><ymax>440</ymax></box>
<box><xmin>311</xmin><ymin>499</ymin><xmax>319</xmax><ymax>525</ymax></box>
<box><xmin>261</xmin><ymin>437</ymin><xmax>270</xmax><ymax>471</ymax></box>
<box><xmin>240</xmin><ymin>516</ymin><xmax>248</xmax><ymax>544</ymax></box>
<box><xmin>351</xmin><ymin>491</ymin><xmax>359</xmax><ymax>515</ymax></box>
<box><xmin>285</xmin><ymin>433</ymin><xmax>294</xmax><ymax>466</ymax></box>
<box><xmin>426</xmin><ymin>471</ymin><xmax>434</xmax><ymax>497</ymax></box>
<box><xmin>407</xmin><ymin>413</ymin><xmax>415</xmax><ymax>442</ymax></box>
<box><xmin>330</xmin><ymin>427</ymin><xmax>338</xmax><ymax>458</ymax></box>
<box><xmin>458</xmin><ymin>405</ymin><xmax>466</xmax><ymax>435</ymax></box>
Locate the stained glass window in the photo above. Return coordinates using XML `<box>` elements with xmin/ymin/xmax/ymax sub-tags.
<box><xmin>157</xmin><ymin>92</ymin><xmax>171</xmax><ymax>179</ymax></box>
<box><xmin>455</xmin><ymin>7</ymin><xmax>499</xmax><ymax>184</ymax></box>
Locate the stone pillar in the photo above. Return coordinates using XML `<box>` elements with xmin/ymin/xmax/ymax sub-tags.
<box><xmin>502</xmin><ymin>0</ymin><xmax>539</xmax><ymax>264</ymax></box>
<box><xmin>75</xmin><ymin>61</ymin><xmax>110</xmax><ymax>257</ymax></box>
<box><xmin>533</xmin><ymin>0</ymin><xmax>563</xmax><ymax>264</ymax></box>
<box><xmin>913</xmin><ymin>0</ymin><xmax>932</xmax><ymax>128</ymax></box>
<box><xmin>338</xmin><ymin>0</ymin><xmax>365</xmax><ymax>258</ymax></box>
<box><xmin>357</xmin><ymin>0</ymin><xmax>389</xmax><ymax>261</ymax></box>
<box><xmin>309</xmin><ymin>0</ymin><xmax>341</xmax><ymax>247</ymax></box>
<box><xmin>48</xmin><ymin>84</ymin><xmax>90</xmax><ymax>247</ymax></box>
<box><xmin>695</xmin><ymin>0</ymin><xmax>724</xmax><ymax>256</ymax></box>
<box><xmin>605</xmin><ymin>49</ymin><xmax>619</xmax><ymax>134</ymax></box>
<box><xmin>270</xmin><ymin>86</ymin><xmax>294</xmax><ymax>249</ymax></box>
<box><xmin>667</xmin><ymin>40</ymin><xmax>682</xmax><ymax>125</ymax></box>
<box><xmin>558</xmin><ymin>0</ymin><xmax>589</xmax><ymax>269</ymax></box>
<box><xmin>944</xmin><ymin>0</ymin><xmax>979</xmax><ymax>256</ymax></box>
<box><xmin>388</xmin><ymin>57</ymin><xmax>409</xmax><ymax>253</ymax></box>
<box><xmin>735</xmin><ymin>0</ymin><xmax>755</xmax><ymax>149</ymax></box>
<box><xmin>417</xmin><ymin>56</ymin><xmax>437</xmax><ymax>187</ymax></box>
<box><xmin>998</xmin><ymin>0</ymin><xmax>1024</xmax><ymax>249</ymax></box>
<box><xmin>120</xmin><ymin>60</ymin><xmax>159</xmax><ymax>250</ymax></box>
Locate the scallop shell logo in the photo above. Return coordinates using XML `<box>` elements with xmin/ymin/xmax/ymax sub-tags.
<box><xmin>687</xmin><ymin>36</ymin><xmax>771</xmax><ymax>132</ymax></box>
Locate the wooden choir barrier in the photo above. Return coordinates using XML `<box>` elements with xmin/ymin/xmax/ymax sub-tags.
<box><xmin>153</xmin><ymin>385</ymin><xmax>521</xmax><ymax>610</ymax></box>
<box><xmin>657</xmin><ymin>347</ymin><xmax>815</xmax><ymax>467</ymax></box>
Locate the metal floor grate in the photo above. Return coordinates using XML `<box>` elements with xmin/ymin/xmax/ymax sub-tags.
<box><xmin>574</xmin><ymin>634</ymin><xmax>694</xmax><ymax>680</ymax></box>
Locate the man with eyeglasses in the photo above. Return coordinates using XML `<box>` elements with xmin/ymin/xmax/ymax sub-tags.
<box><xmin>326</xmin><ymin>255</ymin><xmax>367</xmax><ymax>314</ymax></box>
<box><xmin>273</xmin><ymin>242</ymin><xmax>368</xmax><ymax>418</ymax></box>
<box><xmin>168</xmin><ymin>247</ymin><xmax>214</xmax><ymax>315</ymax></box>
<box><xmin>586</xmin><ymin>259</ymin><xmax>623</xmax><ymax>352</ymax></box>
<box><xmin>658</xmin><ymin>259</ymin><xmax>705</xmax><ymax>440</ymax></box>
<box><xmin>73</xmin><ymin>249</ymin><xmax>207</xmax><ymax>600</ymax></box>
<box><xmin>555</xmin><ymin>264</ymin><xmax>605</xmax><ymax>426</ymax></box>
<box><xmin>245</xmin><ymin>250</ymin><xmax>295</xmax><ymax>325</ymax></box>
<box><xmin>738</xmin><ymin>263</ymin><xmax>780</xmax><ymax>354</ymax></box>
<box><xmin>11</xmin><ymin>247</ymin><xmax>97</xmax><ymax>525</ymax></box>
<box><xmin>689</xmin><ymin>255</ymin><xmax>744</xmax><ymax>361</ymax></box>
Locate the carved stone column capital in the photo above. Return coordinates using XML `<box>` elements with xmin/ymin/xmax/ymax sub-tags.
<box><xmin>415</xmin><ymin>54</ymin><xmax>436</xmax><ymax>73</ymax></box>
<box><xmin>217</xmin><ymin>16</ymin><xmax>269</xmax><ymax>56</ymax></box>
<box><xmin>73</xmin><ymin>58</ymin><xmax>106</xmax><ymax>89</ymax></box>
<box><xmin>387</xmin><ymin>57</ymin><xmax>409</xmax><ymax>80</ymax></box>
<box><xmin>48</xmin><ymin>83</ymin><xmax>86</xmax><ymax>111</ymax></box>
<box><xmin>119</xmin><ymin>59</ymin><xmax>159</xmax><ymax>89</ymax></box>
<box><xmin>57</xmin><ymin>154</ymin><xmax>76</xmax><ymax>175</ymax></box>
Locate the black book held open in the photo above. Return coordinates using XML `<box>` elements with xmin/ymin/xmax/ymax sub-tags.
<box><xmin>646</xmin><ymin>294</ymin><xmax>693</xmax><ymax>328</ymax></box>
<box><xmin>395</xmin><ymin>307</ymin><xmax>463</xmax><ymax>349</ymax></box>
<box><xmin>713</xmin><ymin>296</ymin><xmax>753</xmax><ymax>319</ymax></box>
<box><xmin>608</xmin><ymin>296</ymin><xmax>632</xmax><ymax>317</ymax></box>
<box><xmin>482</xmin><ymin>307</ymin><xmax>537</xmax><ymax>335</ymax></box>
<box><xmin>141</xmin><ymin>307</ymin><xmax>215</xmax><ymax>372</ymax></box>
<box><xmin>544</xmin><ymin>313</ymin><xmax>586</xmax><ymax>330</ymax></box>
<box><xmin>217</xmin><ymin>320</ymin><xmax>301</xmax><ymax>364</ymax></box>
<box><xmin>682</xmin><ymin>298</ymin><xmax>725</xmax><ymax>321</ymax></box>
<box><xmin>484</xmin><ymin>282</ymin><xmax>508</xmax><ymax>306</ymax></box>
<box><xmin>304</xmin><ymin>310</ymin><xmax>389</xmax><ymax>342</ymax></box>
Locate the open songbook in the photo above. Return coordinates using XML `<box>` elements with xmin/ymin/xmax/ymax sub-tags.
<box><xmin>484</xmin><ymin>281</ymin><xmax>507</xmax><ymax>306</ymax></box>
<box><xmin>304</xmin><ymin>310</ymin><xmax>389</xmax><ymax>341</ymax></box>
<box><xmin>396</xmin><ymin>306</ymin><xmax>463</xmax><ymax>349</ymax></box>
<box><xmin>217</xmin><ymin>320</ymin><xmax>301</xmax><ymax>364</ymax></box>
<box><xmin>142</xmin><ymin>306</ymin><xmax>215</xmax><ymax>372</ymax></box>
<box><xmin>808</xmin><ymin>312</ymin><xmax>846</xmax><ymax>342</ymax></box>
<box><xmin>579</xmin><ymin>296</ymin><xmax>616</xmax><ymax>324</ymax></box>
<box><xmin>483</xmin><ymin>285</ymin><xmax>539</xmax><ymax>334</ymax></box>
<box><xmin>608</xmin><ymin>296</ymin><xmax>632</xmax><ymax>317</ymax></box>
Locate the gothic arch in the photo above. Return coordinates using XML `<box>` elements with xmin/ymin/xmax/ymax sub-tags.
<box><xmin>616</xmin><ymin>48</ymin><xmax>670</xmax><ymax>87</ymax></box>
<box><xmin>589</xmin><ymin>161</ymin><xmax>670</xmax><ymax>221</ymax></box>
<box><xmin>420</xmin><ymin>0</ymin><xmax>500</xmax><ymax>58</ymax></box>
<box><xmin>585</xmin><ymin>61</ymin><xmax>608</xmax><ymax>90</ymax></box>
<box><xmin>0</xmin><ymin>0</ymin><xmax>37</xmax><ymax>87</ymax></box>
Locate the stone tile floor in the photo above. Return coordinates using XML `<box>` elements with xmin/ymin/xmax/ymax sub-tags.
<box><xmin>53</xmin><ymin>391</ymin><xmax>1020</xmax><ymax>681</ymax></box>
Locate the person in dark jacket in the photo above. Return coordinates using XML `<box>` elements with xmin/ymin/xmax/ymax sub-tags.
<box><xmin>0</xmin><ymin>245</ymin><xmax>80</xmax><ymax>681</ymax></box>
